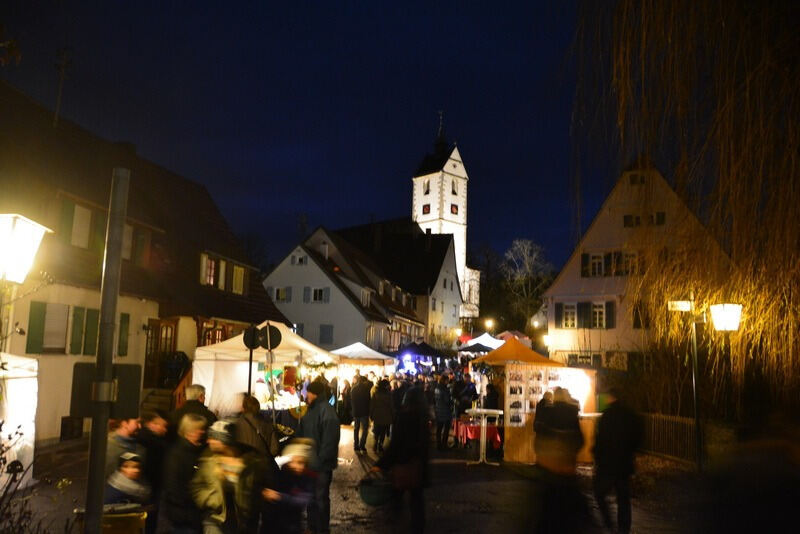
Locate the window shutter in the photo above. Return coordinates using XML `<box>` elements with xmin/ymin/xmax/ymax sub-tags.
<box><xmin>303</xmin><ymin>286</ymin><xmax>311</xmax><ymax>303</ymax></box>
<box><xmin>577</xmin><ymin>302</ymin><xmax>591</xmax><ymax>328</ymax></box>
<box><xmin>323</xmin><ymin>287</ymin><xmax>331</xmax><ymax>303</ymax></box>
<box><xmin>200</xmin><ymin>254</ymin><xmax>208</xmax><ymax>284</ymax></box>
<box><xmin>60</xmin><ymin>199</ymin><xmax>75</xmax><ymax>243</ymax></box>
<box><xmin>554</xmin><ymin>303</ymin><xmax>563</xmax><ymax>328</ymax></box>
<box><xmin>25</xmin><ymin>301</ymin><xmax>47</xmax><ymax>353</ymax></box>
<box><xmin>70</xmin><ymin>306</ymin><xmax>86</xmax><ymax>354</ymax></box>
<box><xmin>605</xmin><ymin>301</ymin><xmax>616</xmax><ymax>329</ymax></box>
<box><xmin>84</xmin><ymin>309</ymin><xmax>100</xmax><ymax>356</ymax></box>
<box><xmin>286</xmin><ymin>286</ymin><xmax>292</xmax><ymax>303</ymax></box>
<box><xmin>266</xmin><ymin>286</ymin><xmax>274</xmax><ymax>300</ymax></box>
<box><xmin>580</xmin><ymin>254</ymin><xmax>589</xmax><ymax>277</ymax></box>
<box><xmin>217</xmin><ymin>260</ymin><xmax>226</xmax><ymax>290</ymax></box>
<box><xmin>118</xmin><ymin>313</ymin><xmax>130</xmax><ymax>356</ymax></box>
<box><xmin>91</xmin><ymin>212</ymin><xmax>107</xmax><ymax>254</ymax></box>
<box><xmin>603</xmin><ymin>253</ymin><xmax>612</xmax><ymax>276</ymax></box>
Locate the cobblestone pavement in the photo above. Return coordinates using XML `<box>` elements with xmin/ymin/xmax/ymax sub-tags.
<box><xmin>24</xmin><ymin>425</ymin><xmax>695</xmax><ymax>533</ymax></box>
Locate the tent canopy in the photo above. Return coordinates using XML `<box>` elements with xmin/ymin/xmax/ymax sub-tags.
<box><xmin>194</xmin><ymin>320</ymin><xmax>338</xmax><ymax>364</ymax></box>
<box><xmin>332</xmin><ymin>342</ymin><xmax>395</xmax><ymax>366</ymax></box>
<box><xmin>461</xmin><ymin>332</ymin><xmax>504</xmax><ymax>350</ymax></box>
<box><xmin>398</xmin><ymin>341</ymin><xmax>444</xmax><ymax>358</ymax></box>
<box><xmin>458</xmin><ymin>343</ymin><xmax>494</xmax><ymax>354</ymax></box>
<box><xmin>472</xmin><ymin>337</ymin><xmax>565</xmax><ymax>367</ymax></box>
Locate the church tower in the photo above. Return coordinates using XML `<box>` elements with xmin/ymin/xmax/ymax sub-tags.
<box><xmin>411</xmin><ymin>118</ymin><xmax>478</xmax><ymax>320</ymax></box>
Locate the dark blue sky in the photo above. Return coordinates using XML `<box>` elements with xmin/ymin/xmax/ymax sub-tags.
<box><xmin>2</xmin><ymin>1</ymin><xmax>603</xmax><ymax>269</ymax></box>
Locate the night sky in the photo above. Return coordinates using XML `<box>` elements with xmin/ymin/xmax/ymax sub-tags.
<box><xmin>2</xmin><ymin>1</ymin><xmax>603</xmax><ymax>270</ymax></box>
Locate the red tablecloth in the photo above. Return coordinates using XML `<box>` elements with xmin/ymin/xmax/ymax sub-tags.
<box><xmin>455</xmin><ymin>420</ymin><xmax>502</xmax><ymax>449</ymax></box>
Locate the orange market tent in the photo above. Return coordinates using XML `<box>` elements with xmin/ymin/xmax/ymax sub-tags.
<box><xmin>472</xmin><ymin>337</ymin><xmax>565</xmax><ymax>367</ymax></box>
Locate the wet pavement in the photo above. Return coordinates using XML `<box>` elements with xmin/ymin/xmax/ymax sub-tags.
<box><xmin>23</xmin><ymin>425</ymin><xmax>694</xmax><ymax>532</ymax></box>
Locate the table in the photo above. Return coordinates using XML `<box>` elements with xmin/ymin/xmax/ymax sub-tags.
<box><xmin>465</xmin><ymin>408</ymin><xmax>504</xmax><ymax>466</ymax></box>
<box><xmin>456</xmin><ymin>421</ymin><xmax>502</xmax><ymax>450</ymax></box>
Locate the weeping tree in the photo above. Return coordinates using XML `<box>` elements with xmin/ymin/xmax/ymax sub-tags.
<box><xmin>574</xmin><ymin>0</ymin><xmax>800</xmax><ymax>415</ymax></box>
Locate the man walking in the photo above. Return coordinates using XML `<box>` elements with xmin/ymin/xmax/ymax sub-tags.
<box><xmin>593</xmin><ymin>387</ymin><xmax>643</xmax><ymax>534</ymax></box>
<box><xmin>298</xmin><ymin>381</ymin><xmax>341</xmax><ymax>534</ymax></box>
<box><xmin>350</xmin><ymin>375</ymin><xmax>371</xmax><ymax>453</ymax></box>
<box><xmin>169</xmin><ymin>384</ymin><xmax>217</xmax><ymax>438</ymax></box>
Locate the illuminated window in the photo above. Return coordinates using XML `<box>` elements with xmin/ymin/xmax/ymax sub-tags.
<box><xmin>424</xmin><ymin>180</ymin><xmax>430</xmax><ymax>195</ymax></box>
<box><xmin>232</xmin><ymin>265</ymin><xmax>245</xmax><ymax>294</ymax></box>
<box><xmin>592</xmin><ymin>303</ymin><xmax>605</xmax><ymax>329</ymax></box>
<box><xmin>200</xmin><ymin>254</ymin><xmax>217</xmax><ymax>286</ymax></box>
<box><xmin>563</xmin><ymin>304</ymin><xmax>577</xmax><ymax>329</ymax></box>
<box><xmin>590</xmin><ymin>254</ymin><xmax>603</xmax><ymax>276</ymax></box>
<box><xmin>452</xmin><ymin>181</ymin><xmax>457</xmax><ymax>194</ymax></box>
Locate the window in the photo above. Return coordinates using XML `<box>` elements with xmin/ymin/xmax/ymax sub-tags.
<box><xmin>450</xmin><ymin>280</ymin><xmax>454</xmax><ymax>291</ymax></box>
<box><xmin>275</xmin><ymin>287</ymin><xmax>292</xmax><ymax>302</ymax></box>
<box><xmin>232</xmin><ymin>265</ymin><xmax>245</xmax><ymax>295</ymax></box>
<box><xmin>592</xmin><ymin>303</ymin><xmax>605</xmax><ymax>329</ymax></box>
<box><xmin>217</xmin><ymin>260</ymin><xmax>227</xmax><ymax>290</ymax></box>
<box><xmin>623</xmin><ymin>214</ymin><xmax>642</xmax><ymax>228</ymax></box>
<box><xmin>298</xmin><ymin>255</ymin><xmax>308</xmax><ymax>265</ymax></box>
<box><xmin>361</xmin><ymin>289</ymin><xmax>371</xmax><ymax>307</ymax></box>
<box><xmin>431</xmin><ymin>298</ymin><xmax>437</xmax><ymax>311</ymax></box>
<box><xmin>453</xmin><ymin>304</ymin><xmax>458</xmax><ymax>318</ymax></box>
<box><xmin>451</xmin><ymin>204</ymin><xmax>458</xmax><ymax>215</ymax></box>
<box><xmin>121</xmin><ymin>224</ymin><xmax>133</xmax><ymax>260</ymax></box>
<box><xmin>423</xmin><ymin>180</ymin><xmax>430</xmax><ymax>195</ymax></box>
<box><xmin>443</xmin><ymin>278</ymin><xmax>447</xmax><ymax>289</ymax></box>
<box><xmin>313</xmin><ymin>288</ymin><xmax>325</xmax><ymax>302</ymax></box>
<box><xmin>563</xmin><ymin>303</ymin><xmax>577</xmax><ymax>328</ymax></box>
<box><xmin>319</xmin><ymin>324</ymin><xmax>334</xmax><ymax>345</ymax></box>
<box><xmin>441</xmin><ymin>302</ymin><xmax>445</xmax><ymax>313</ymax></box>
<box><xmin>422</xmin><ymin>204</ymin><xmax>430</xmax><ymax>215</ymax></box>
<box><xmin>200</xmin><ymin>254</ymin><xmax>217</xmax><ymax>286</ymax></box>
<box><xmin>452</xmin><ymin>180</ymin><xmax>457</xmax><ymax>195</ymax></box>
<box><xmin>25</xmin><ymin>302</ymin><xmax>69</xmax><ymax>354</ymax></box>
<box><xmin>590</xmin><ymin>254</ymin><xmax>603</xmax><ymax>276</ymax></box>
<box><xmin>71</xmin><ymin>204</ymin><xmax>92</xmax><ymax>248</ymax></box>
<box><xmin>623</xmin><ymin>252</ymin><xmax>638</xmax><ymax>275</ymax></box>
<box><xmin>132</xmin><ymin>228</ymin><xmax>151</xmax><ymax>267</ymax></box>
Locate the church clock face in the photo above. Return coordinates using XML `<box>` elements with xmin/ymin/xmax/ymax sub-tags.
<box><xmin>451</xmin><ymin>203</ymin><xmax>458</xmax><ymax>214</ymax></box>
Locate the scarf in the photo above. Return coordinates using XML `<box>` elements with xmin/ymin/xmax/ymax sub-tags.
<box><xmin>107</xmin><ymin>471</ymin><xmax>151</xmax><ymax>502</ymax></box>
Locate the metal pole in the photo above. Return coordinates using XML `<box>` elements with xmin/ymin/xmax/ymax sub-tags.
<box><xmin>248</xmin><ymin>346</ymin><xmax>253</xmax><ymax>396</ymax></box>
<box><xmin>267</xmin><ymin>322</ymin><xmax>276</xmax><ymax>426</ymax></box>
<box><xmin>84</xmin><ymin>168</ymin><xmax>129</xmax><ymax>533</ymax></box>
<box><xmin>689</xmin><ymin>296</ymin><xmax>703</xmax><ymax>473</ymax></box>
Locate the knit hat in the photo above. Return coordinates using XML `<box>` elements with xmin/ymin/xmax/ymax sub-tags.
<box><xmin>208</xmin><ymin>420</ymin><xmax>237</xmax><ymax>445</ymax></box>
<box><xmin>282</xmin><ymin>438</ymin><xmax>314</xmax><ymax>461</ymax></box>
<box><xmin>118</xmin><ymin>451</ymin><xmax>142</xmax><ymax>468</ymax></box>
<box><xmin>307</xmin><ymin>381</ymin><xmax>325</xmax><ymax>397</ymax></box>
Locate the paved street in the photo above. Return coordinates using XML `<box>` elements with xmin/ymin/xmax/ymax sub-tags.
<box><xmin>24</xmin><ymin>424</ymin><xmax>695</xmax><ymax>533</ymax></box>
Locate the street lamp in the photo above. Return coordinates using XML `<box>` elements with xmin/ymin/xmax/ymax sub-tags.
<box><xmin>0</xmin><ymin>214</ymin><xmax>52</xmax><ymax>284</ymax></box>
<box><xmin>668</xmin><ymin>293</ymin><xmax>741</xmax><ymax>472</ymax></box>
<box><xmin>484</xmin><ymin>318</ymin><xmax>494</xmax><ymax>332</ymax></box>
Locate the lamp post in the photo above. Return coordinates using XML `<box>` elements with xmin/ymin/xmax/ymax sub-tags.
<box><xmin>0</xmin><ymin>214</ymin><xmax>52</xmax><ymax>351</ymax></box>
<box><xmin>669</xmin><ymin>293</ymin><xmax>741</xmax><ymax>473</ymax></box>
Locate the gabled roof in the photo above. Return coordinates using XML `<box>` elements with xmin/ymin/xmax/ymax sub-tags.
<box><xmin>413</xmin><ymin>136</ymin><xmax>457</xmax><ymax>177</ymax></box>
<box><xmin>0</xmin><ymin>80</ymin><xmax>287</xmax><ymax>326</ymax></box>
<box><xmin>336</xmin><ymin>218</ymin><xmax>458</xmax><ymax>297</ymax></box>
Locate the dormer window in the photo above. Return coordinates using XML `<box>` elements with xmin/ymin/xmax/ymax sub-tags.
<box><xmin>424</xmin><ymin>180</ymin><xmax>430</xmax><ymax>195</ymax></box>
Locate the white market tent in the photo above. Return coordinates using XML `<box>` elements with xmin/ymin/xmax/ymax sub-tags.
<box><xmin>193</xmin><ymin>321</ymin><xmax>339</xmax><ymax>416</ymax></box>
<box><xmin>332</xmin><ymin>342</ymin><xmax>396</xmax><ymax>382</ymax></box>
<box><xmin>0</xmin><ymin>353</ymin><xmax>38</xmax><ymax>489</ymax></box>
<box><xmin>460</xmin><ymin>332</ymin><xmax>504</xmax><ymax>350</ymax></box>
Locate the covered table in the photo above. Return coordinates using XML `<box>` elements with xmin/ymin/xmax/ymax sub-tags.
<box><xmin>456</xmin><ymin>419</ymin><xmax>502</xmax><ymax>449</ymax></box>
<box><xmin>465</xmin><ymin>408</ymin><xmax>504</xmax><ymax>465</ymax></box>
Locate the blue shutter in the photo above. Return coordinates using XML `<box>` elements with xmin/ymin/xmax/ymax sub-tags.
<box><xmin>303</xmin><ymin>286</ymin><xmax>311</xmax><ymax>303</ymax></box>
<box><xmin>323</xmin><ymin>287</ymin><xmax>330</xmax><ymax>303</ymax></box>
<box><xmin>286</xmin><ymin>286</ymin><xmax>292</xmax><ymax>303</ymax></box>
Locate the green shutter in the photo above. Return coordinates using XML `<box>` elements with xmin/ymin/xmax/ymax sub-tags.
<box><xmin>554</xmin><ymin>303</ymin><xmax>564</xmax><ymax>328</ymax></box>
<box><xmin>25</xmin><ymin>301</ymin><xmax>47</xmax><ymax>353</ymax></box>
<box><xmin>118</xmin><ymin>313</ymin><xmax>130</xmax><ymax>356</ymax></box>
<box><xmin>70</xmin><ymin>306</ymin><xmax>86</xmax><ymax>354</ymax></box>
<box><xmin>60</xmin><ymin>198</ymin><xmax>75</xmax><ymax>243</ymax></box>
<box><xmin>91</xmin><ymin>212</ymin><xmax>107</xmax><ymax>254</ymax></box>
<box><xmin>84</xmin><ymin>308</ymin><xmax>100</xmax><ymax>355</ymax></box>
<box><xmin>577</xmin><ymin>302</ymin><xmax>591</xmax><ymax>328</ymax></box>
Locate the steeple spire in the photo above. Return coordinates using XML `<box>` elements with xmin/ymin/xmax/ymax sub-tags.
<box><xmin>435</xmin><ymin>110</ymin><xmax>447</xmax><ymax>153</ymax></box>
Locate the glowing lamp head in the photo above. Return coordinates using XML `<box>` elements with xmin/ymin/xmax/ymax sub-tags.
<box><xmin>542</xmin><ymin>334</ymin><xmax>551</xmax><ymax>347</ymax></box>
<box><xmin>532</xmin><ymin>320</ymin><xmax>540</xmax><ymax>328</ymax></box>
<box><xmin>710</xmin><ymin>303</ymin><xmax>742</xmax><ymax>332</ymax></box>
<box><xmin>485</xmin><ymin>318</ymin><xmax>494</xmax><ymax>330</ymax></box>
<box><xmin>0</xmin><ymin>214</ymin><xmax>52</xmax><ymax>284</ymax></box>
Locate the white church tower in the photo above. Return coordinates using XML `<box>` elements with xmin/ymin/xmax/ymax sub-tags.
<box><xmin>411</xmin><ymin>119</ymin><xmax>480</xmax><ymax>321</ymax></box>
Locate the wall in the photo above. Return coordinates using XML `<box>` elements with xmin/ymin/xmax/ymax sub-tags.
<box><xmin>6</xmin><ymin>282</ymin><xmax>158</xmax><ymax>445</ymax></box>
<box><xmin>427</xmin><ymin>241</ymin><xmax>462</xmax><ymax>340</ymax></box>
<box><xmin>176</xmin><ymin>316</ymin><xmax>199</xmax><ymax>357</ymax></box>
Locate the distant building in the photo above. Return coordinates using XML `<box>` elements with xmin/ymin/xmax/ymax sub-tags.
<box><xmin>0</xmin><ymin>82</ymin><xmax>287</xmax><ymax>445</ymax></box>
<box><xmin>411</xmin><ymin>128</ymin><xmax>480</xmax><ymax>324</ymax></box>
<box><xmin>543</xmin><ymin>166</ymin><xmax>722</xmax><ymax>371</ymax></box>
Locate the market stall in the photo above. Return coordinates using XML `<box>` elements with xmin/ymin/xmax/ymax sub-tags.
<box><xmin>460</xmin><ymin>332</ymin><xmax>504</xmax><ymax>351</ymax></box>
<box><xmin>332</xmin><ymin>342</ymin><xmax>396</xmax><ymax>384</ymax></box>
<box><xmin>395</xmin><ymin>341</ymin><xmax>442</xmax><ymax>374</ymax></box>
<box><xmin>470</xmin><ymin>338</ymin><xmax>597</xmax><ymax>464</ymax></box>
<box><xmin>193</xmin><ymin>321</ymin><xmax>339</xmax><ymax>416</ymax></box>
<box><xmin>0</xmin><ymin>353</ymin><xmax>38</xmax><ymax>489</ymax></box>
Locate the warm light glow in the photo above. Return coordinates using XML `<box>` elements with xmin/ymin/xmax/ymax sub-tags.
<box><xmin>542</xmin><ymin>334</ymin><xmax>551</xmax><ymax>347</ymax></box>
<box><xmin>557</xmin><ymin>368</ymin><xmax>592</xmax><ymax>412</ymax></box>
<box><xmin>454</xmin><ymin>328</ymin><xmax>462</xmax><ymax>337</ymax></box>
<box><xmin>532</xmin><ymin>319</ymin><xmax>540</xmax><ymax>328</ymax></box>
<box><xmin>0</xmin><ymin>214</ymin><xmax>52</xmax><ymax>284</ymax></box>
<box><xmin>484</xmin><ymin>318</ymin><xmax>494</xmax><ymax>330</ymax></box>
<box><xmin>710</xmin><ymin>303</ymin><xmax>742</xmax><ymax>332</ymax></box>
<box><xmin>668</xmin><ymin>300</ymin><xmax>693</xmax><ymax>312</ymax></box>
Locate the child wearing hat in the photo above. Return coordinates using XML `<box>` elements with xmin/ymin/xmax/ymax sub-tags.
<box><xmin>104</xmin><ymin>451</ymin><xmax>151</xmax><ymax>504</ymax></box>
<box><xmin>262</xmin><ymin>438</ymin><xmax>315</xmax><ymax>534</ymax></box>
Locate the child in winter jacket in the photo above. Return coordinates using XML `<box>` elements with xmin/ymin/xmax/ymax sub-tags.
<box><xmin>104</xmin><ymin>451</ymin><xmax>151</xmax><ymax>504</ymax></box>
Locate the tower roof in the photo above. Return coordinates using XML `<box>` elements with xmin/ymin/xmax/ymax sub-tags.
<box><xmin>413</xmin><ymin>117</ymin><xmax>456</xmax><ymax>177</ymax></box>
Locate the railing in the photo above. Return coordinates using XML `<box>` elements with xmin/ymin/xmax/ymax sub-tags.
<box><xmin>640</xmin><ymin>413</ymin><xmax>697</xmax><ymax>463</ymax></box>
<box><xmin>171</xmin><ymin>368</ymin><xmax>193</xmax><ymax>411</ymax></box>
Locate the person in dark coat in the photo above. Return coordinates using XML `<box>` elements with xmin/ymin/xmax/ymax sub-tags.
<box><xmin>137</xmin><ymin>410</ymin><xmax>168</xmax><ymax>534</ymax></box>
<box><xmin>162</xmin><ymin>413</ymin><xmax>207</xmax><ymax>534</ymax></box>
<box><xmin>534</xmin><ymin>387</ymin><xmax>584</xmax><ymax>473</ymax></box>
<box><xmin>338</xmin><ymin>379</ymin><xmax>353</xmax><ymax>425</ymax></box>
<box><xmin>297</xmin><ymin>381</ymin><xmax>341</xmax><ymax>534</ymax></box>
<box><xmin>457</xmin><ymin>375</ymin><xmax>478</xmax><ymax>416</ymax></box>
<box><xmin>262</xmin><ymin>438</ymin><xmax>315</xmax><ymax>534</ymax></box>
<box><xmin>372</xmin><ymin>386</ymin><xmax>430</xmax><ymax>533</ymax></box>
<box><xmin>236</xmin><ymin>394</ymin><xmax>279</xmax><ymax>458</ymax></box>
<box><xmin>370</xmin><ymin>379</ymin><xmax>394</xmax><ymax>453</ymax></box>
<box><xmin>104</xmin><ymin>451</ymin><xmax>151</xmax><ymax>505</ymax></box>
<box><xmin>593</xmin><ymin>388</ymin><xmax>643</xmax><ymax>534</ymax></box>
<box><xmin>433</xmin><ymin>375</ymin><xmax>453</xmax><ymax>451</ymax></box>
<box><xmin>169</xmin><ymin>384</ymin><xmax>217</xmax><ymax>440</ymax></box>
<box><xmin>483</xmin><ymin>383</ymin><xmax>500</xmax><ymax>410</ymax></box>
<box><xmin>350</xmin><ymin>376</ymin><xmax>372</xmax><ymax>453</ymax></box>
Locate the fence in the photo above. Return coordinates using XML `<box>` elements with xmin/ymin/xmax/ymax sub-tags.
<box><xmin>640</xmin><ymin>413</ymin><xmax>697</xmax><ymax>463</ymax></box>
